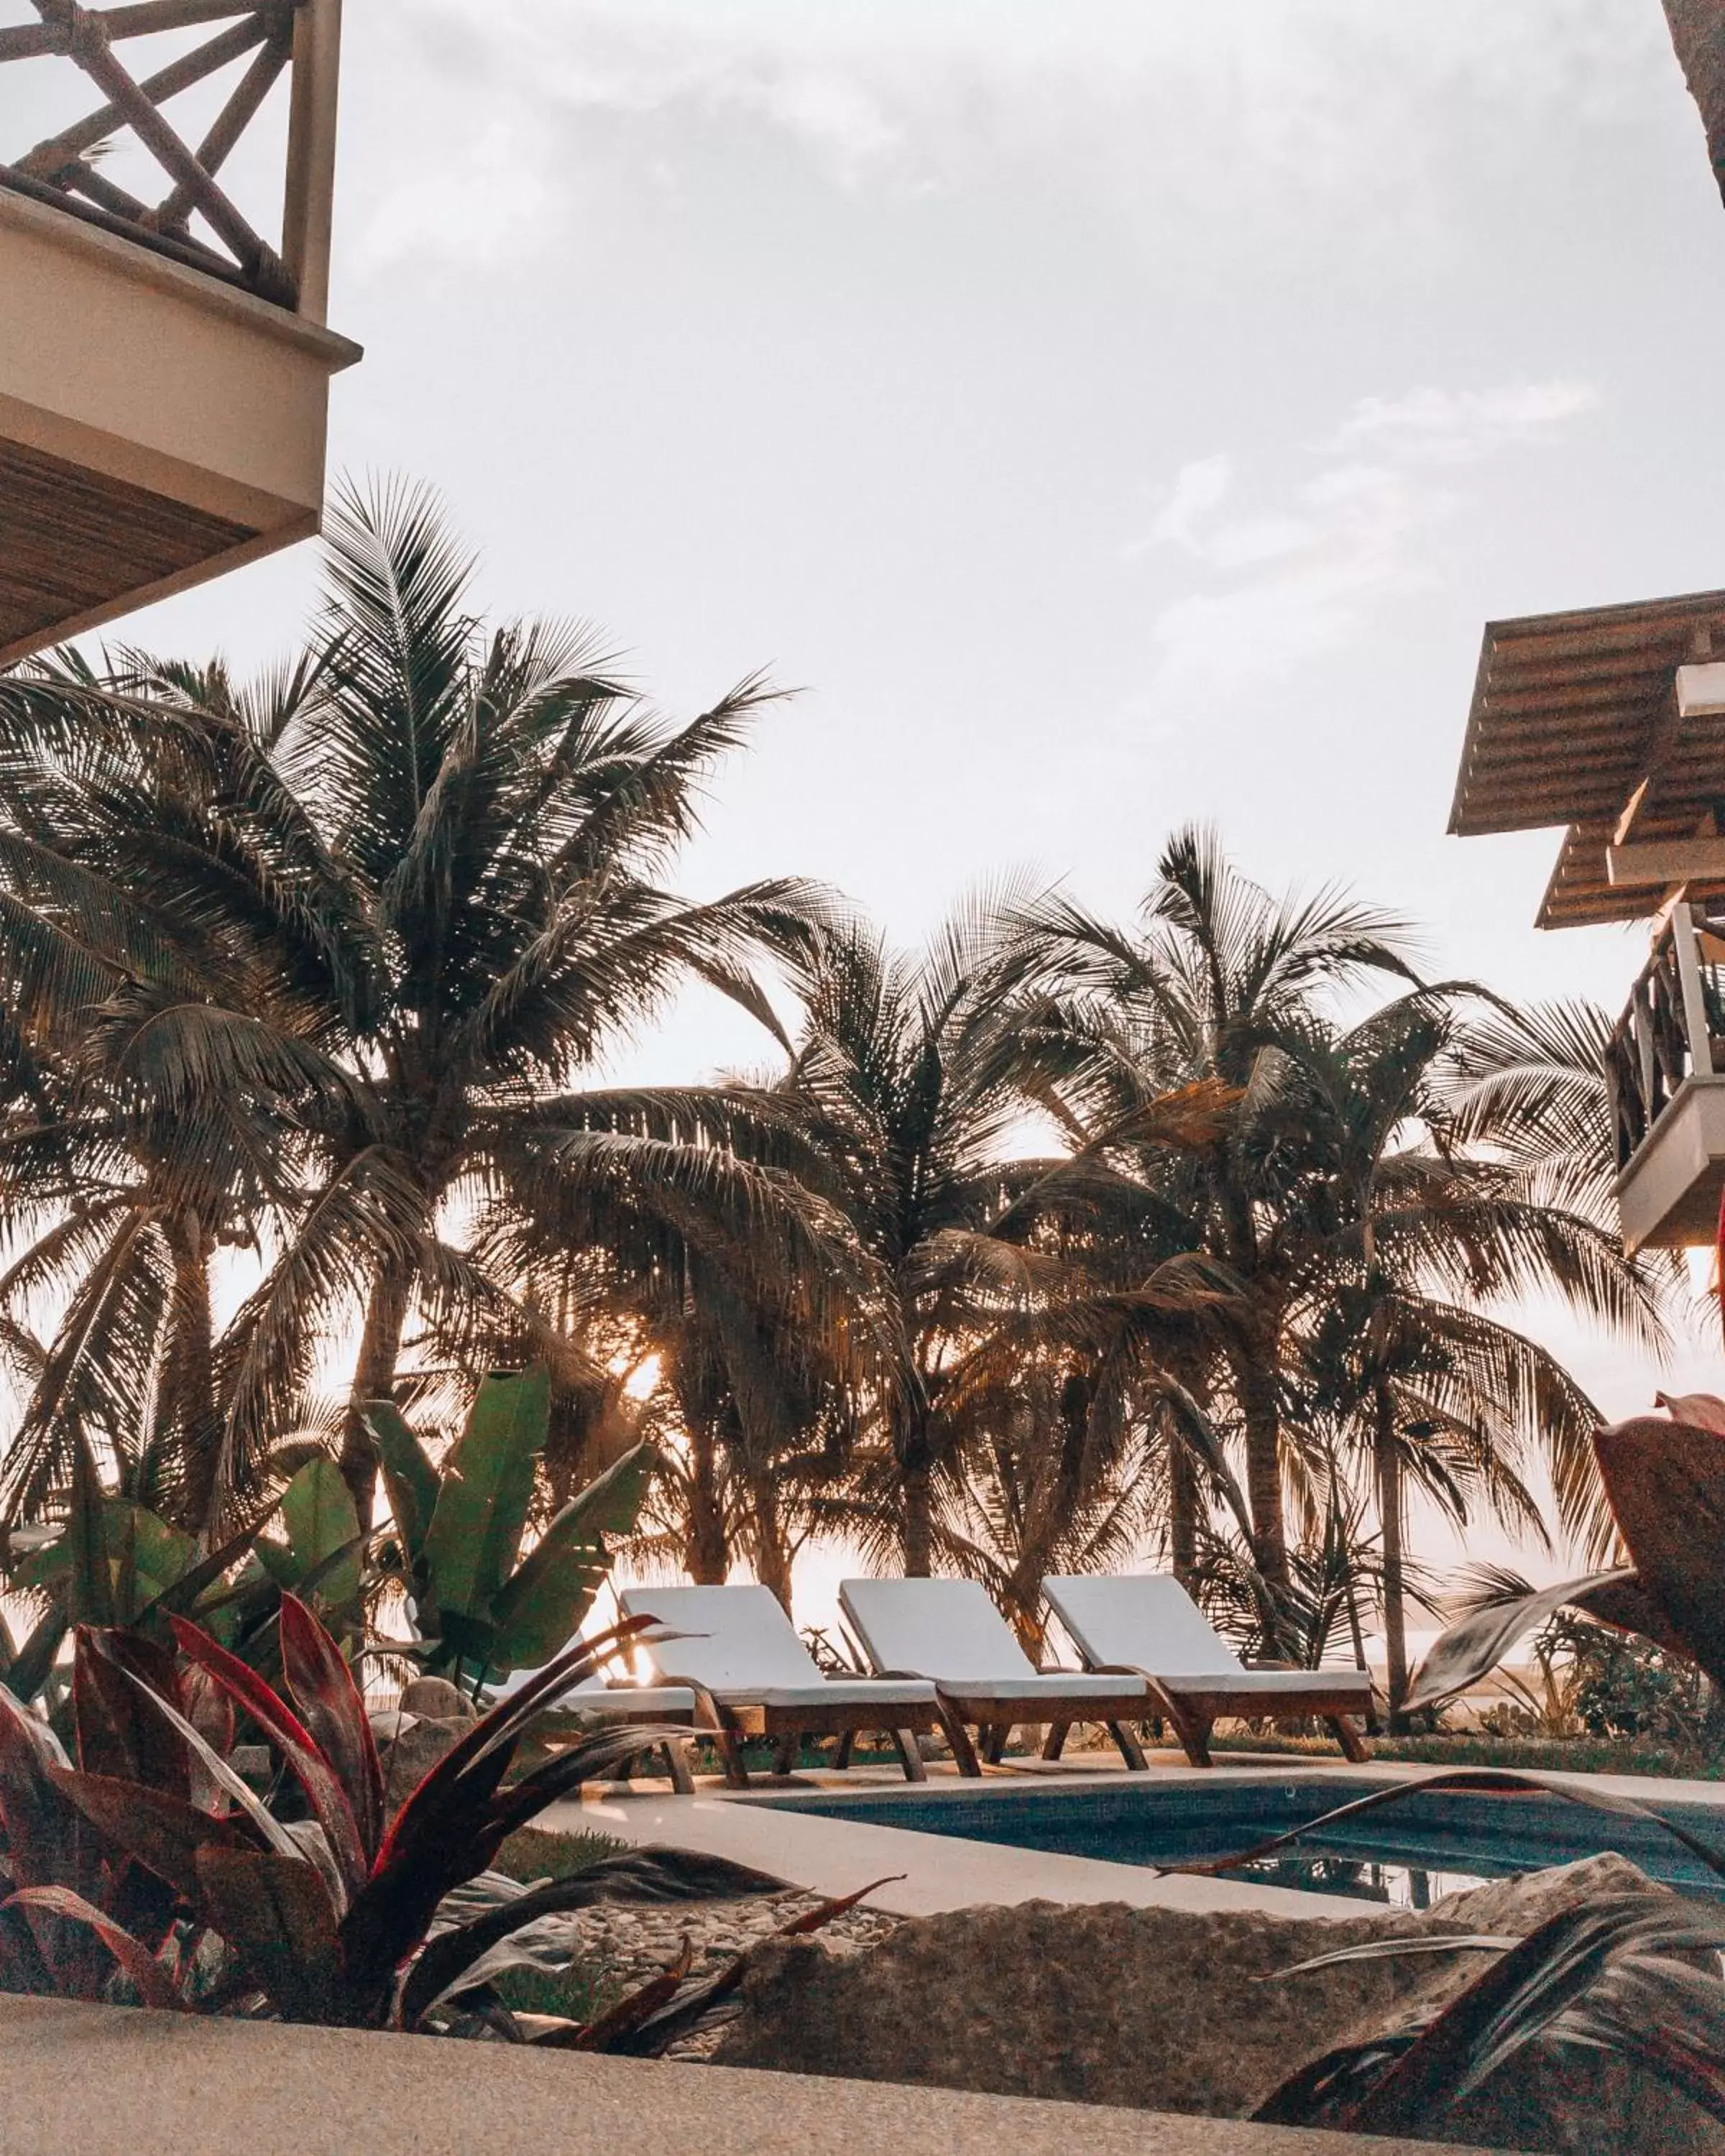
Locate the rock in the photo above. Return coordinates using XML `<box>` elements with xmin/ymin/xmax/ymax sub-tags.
<box><xmin>712</xmin><ymin>1858</ymin><xmax>1722</xmax><ymax>2155</ymax></box>
<box><xmin>399</xmin><ymin>1676</ymin><xmax>477</xmax><ymax>1722</ymax></box>
<box><xmin>367</xmin><ymin>1708</ymin><xmax>468</xmax><ymax>1808</ymax></box>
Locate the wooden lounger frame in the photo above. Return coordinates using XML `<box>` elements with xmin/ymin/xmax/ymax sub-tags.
<box><xmin>942</xmin><ymin>1674</ymin><xmax>1154</xmax><ymax>1771</ymax></box>
<box><xmin>1044</xmin><ymin>1664</ymin><xmax>1369</xmax><ymax>1769</ymax></box>
<box><xmin>676</xmin><ymin>1680</ymin><xmax>983</xmax><ymax>1787</ymax></box>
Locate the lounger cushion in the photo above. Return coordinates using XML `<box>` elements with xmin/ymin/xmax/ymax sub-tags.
<box><xmin>841</xmin><ymin>1576</ymin><xmax>1041</xmax><ymax>1685</ymax></box>
<box><xmin>932</xmin><ymin>1672</ymin><xmax>1149</xmax><ymax>1704</ymax></box>
<box><xmin>707</xmin><ymin>1680</ymin><xmax>937</xmax><ymax>1710</ymax></box>
<box><xmin>1157</xmin><ymin>1668</ymin><xmax>1372</xmax><ymax>1699</ymax></box>
<box><xmin>1046</xmin><ymin>1573</ymin><xmax>1245</xmax><ymax>1678</ymax></box>
<box><xmin>619</xmin><ymin>1584</ymin><xmax>932</xmax><ymax>1715</ymax></box>
<box><xmin>1045</xmin><ymin>1575</ymin><xmax>1371</xmax><ymax>1699</ymax></box>
<box><xmin>622</xmin><ymin>1583</ymin><xmax>828</xmax><ymax>1690</ymax></box>
<box><xmin>839</xmin><ymin>1577</ymin><xmax>1141</xmax><ymax>1705</ymax></box>
<box><xmin>482</xmin><ymin>1669</ymin><xmax>697</xmax><ymax>1718</ymax></box>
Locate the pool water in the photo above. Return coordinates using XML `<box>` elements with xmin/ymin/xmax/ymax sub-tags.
<box><xmin>757</xmin><ymin>1777</ymin><xmax>1725</xmax><ymax>1906</ymax></box>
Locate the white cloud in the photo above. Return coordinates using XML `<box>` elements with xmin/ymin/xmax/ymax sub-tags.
<box><xmin>1146</xmin><ymin>456</ymin><xmax>1233</xmax><ymax>553</ymax></box>
<box><xmin>344</xmin><ymin>0</ymin><xmax>1669</xmax><ymax>265</ymax></box>
<box><xmin>1324</xmin><ymin>381</ymin><xmax>1604</xmax><ymax>464</ymax></box>
<box><xmin>1136</xmin><ymin>379</ymin><xmax>1601</xmax><ymax>699</ymax></box>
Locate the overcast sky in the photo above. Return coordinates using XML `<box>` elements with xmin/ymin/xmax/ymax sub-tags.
<box><xmin>23</xmin><ymin>1</ymin><xmax>1725</xmax><ymax>1583</ymax></box>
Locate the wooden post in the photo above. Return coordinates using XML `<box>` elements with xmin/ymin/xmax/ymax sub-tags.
<box><xmin>282</xmin><ymin>0</ymin><xmax>340</xmax><ymax>322</ymax></box>
<box><xmin>1632</xmin><ymin>987</ymin><xmax>1657</xmax><ymax>1112</ymax></box>
<box><xmin>1675</xmin><ymin>905</ymin><xmax>1716</xmax><ymax>1079</ymax></box>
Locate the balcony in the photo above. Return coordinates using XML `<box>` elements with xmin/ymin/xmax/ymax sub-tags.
<box><xmin>1607</xmin><ymin>902</ymin><xmax>1725</xmax><ymax>1250</ymax></box>
<box><xmin>0</xmin><ymin>0</ymin><xmax>359</xmax><ymax>663</ymax></box>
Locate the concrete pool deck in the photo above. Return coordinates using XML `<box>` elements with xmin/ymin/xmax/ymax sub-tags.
<box><xmin>0</xmin><ymin>1995</ymin><xmax>1499</xmax><ymax>2156</ymax></box>
<box><xmin>552</xmin><ymin>1743</ymin><xmax>1725</xmax><ymax>1921</ymax></box>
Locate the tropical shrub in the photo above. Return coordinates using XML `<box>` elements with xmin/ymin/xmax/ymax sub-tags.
<box><xmin>1183</xmin><ymin>1769</ymin><xmax>1725</xmax><ymax>2138</ymax></box>
<box><xmin>1254</xmin><ymin>1888</ymin><xmax>1725</xmax><ymax>2137</ymax></box>
<box><xmin>361</xmin><ymin>1366</ymin><xmax>653</xmax><ymax>1693</ymax></box>
<box><xmin>0</xmin><ymin>1594</ymin><xmax>827</xmax><ymax>2042</ymax></box>
<box><xmin>1407</xmin><ymin>1395</ymin><xmax>1725</xmax><ymax>1715</ymax></box>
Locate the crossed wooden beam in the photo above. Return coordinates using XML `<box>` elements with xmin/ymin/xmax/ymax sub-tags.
<box><xmin>0</xmin><ymin>0</ymin><xmax>321</xmax><ymax>308</ymax></box>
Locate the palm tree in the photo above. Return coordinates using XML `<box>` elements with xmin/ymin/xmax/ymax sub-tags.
<box><xmin>1273</xmin><ymin>989</ymin><xmax>1670</xmax><ymax>1721</ymax></box>
<box><xmin>769</xmin><ymin>900</ymin><xmax>1092</xmax><ymax>1576</ymax></box>
<box><xmin>0</xmin><ymin>652</ymin><xmax>345</xmax><ymax>1527</ymax></box>
<box><xmin>1018</xmin><ymin>837</ymin><xmax>1676</xmax><ymax>1688</ymax></box>
<box><xmin>0</xmin><ymin>482</ymin><xmax>839</xmax><ymax>1530</ymax></box>
<box><xmin>1014</xmin><ymin>826</ymin><xmax>1417</xmax><ymax>1589</ymax></box>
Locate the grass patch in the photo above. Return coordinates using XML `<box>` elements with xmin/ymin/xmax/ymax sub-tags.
<box><xmin>488</xmin><ymin>1824</ymin><xmax>631</xmax><ymax>2027</ymax></box>
<box><xmin>1206</xmin><ymin>1729</ymin><xmax>1725</xmax><ymax>1779</ymax></box>
<box><xmin>493</xmin><ymin>1823</ymin><xmax>627</xmax><ymax>1882</ymax></box>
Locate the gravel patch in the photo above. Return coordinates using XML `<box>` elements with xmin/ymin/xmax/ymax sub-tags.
<box><xmin>561</xmin><ymin>1891</ymin><xmax>901</xmax><ymax>2058</ymax></box>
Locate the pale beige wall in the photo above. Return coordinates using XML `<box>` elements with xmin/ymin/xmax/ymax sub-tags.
<box><xmin>0</xmin><ymin>189</ymin><xmax>359</xmax><ymax>532</ymax></box>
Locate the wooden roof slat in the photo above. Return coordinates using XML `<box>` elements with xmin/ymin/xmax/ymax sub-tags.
<box><xmin>1450</xmin><ymin>586</ymin><xmax>1725</xmax><ymax>926</ymax></box>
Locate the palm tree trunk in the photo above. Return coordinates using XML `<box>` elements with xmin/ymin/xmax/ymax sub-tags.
<box><xmin>1341</xmin><ymin>1547</ymin><xmax>1383</xmax><ymax>1738</ymax></box>
<box><xmin>903</xmin><ymin>1457</ymin><xmax>934</xmax><ymax>1577</ymax></box>
<box><xmin>341</xmin><ymin>1258</ymin><xmax>413</xmax><ymax>1526</ymax></box>
<box><xmin>1663</xmin><ymin>1</ymin><xmax>1725</xmax><ymax>209</ymax></box>
<box><xmin>685</xmin><ymin>1419</ymin><xmax>730</xmax><ymax>1583</ymax></box>
<box><xmin>1374</xmin><ymin>1383</ymin><xmax>1409</xmax><ymax>1732</ymax></box>
<box><xmin>748</xmin><ymin>1468</ymin><xmax>794</xmax><ymax>1612</ymax></box>
<box><xmin>1169</xmin><ymin>1436</ymin><xmax>1200</xmax><ymax>1588</ymax></box>
<box><xmin>1234</xmin><ymin>1348</ymin><xmax>1289</xmax><ymax>1592</ymax></box>
<box><xmin>162</xmin><ymin>1208</ymin><xmax>220</xmax><ymax>1534</ymax></box>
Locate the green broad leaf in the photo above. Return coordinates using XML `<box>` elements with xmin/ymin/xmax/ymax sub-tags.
<box><xmin>422</xmin><ymin>1367</ymin><xmax>548</xmax><ymax>1622</ymax></box>
<box><xmin>4</xmin><ymin>1603</ymin><xmax>66</xmax><ymax>1705</ymax></box>
<box><xmin>106</xmin><ymin>1504</ymin><xmax>198</xmax><ymax>1616</ymax></box>
<box><xmin>487</xmin><ymin>1442</ymin><xmax>654</xmax><ymax>1671</ymax></box>
<box><xmin>278</xmin><ymin>1457</ymin><xmax>362</xmax><ymax>1613</ymax></box>
<box><xmin>360</xmin><ymin>1399</ymin><xmax>439</xmax><ymax>1568</ymax></box>
<box><xmin>68</xmin><ymin>1444</ymin><xmax>113</xmax><ymax>1628</ymax></box>
<box><xmin>435</xmin><ymin>1607</ymin><xmax>497</xmax><ymax>1677</ymax></box>
<box><xmin>254</xmin><ymin>1539</ymin><xmax>301</xmax><ymax>1590</ymax></box>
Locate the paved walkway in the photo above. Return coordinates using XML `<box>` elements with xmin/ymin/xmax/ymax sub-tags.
<box><xmin>0</xmin><ymin>1996</ymin><xmax>1491</xmax><ymax>2156</ymax></box>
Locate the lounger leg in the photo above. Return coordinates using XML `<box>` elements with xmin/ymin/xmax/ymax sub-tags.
<box><xmin>664</xmin><ymin>1738</ymin><xmax>695</xmax><ymax>1795</ymax></box>
<box><xmin>888</xmin><ymin>1726</ymin><xmax>929</xmax><ymax>1782</ymax></box>
<box><xmin>1167</xmin><ymin>1705</ymin><xmax>1213</xmax><ymax>1769</ymax></box>
<box><xmin>1108</xmin><ymin>1720</ymin><xmax>1148</xmax><ymax>1772</ymax></box>
<box><xmin>773</xmin><ymin>1731</ymin><xmax>801</xmax><ymax>1777</ymax></box>
<box><xmin>1325</xmin><ymin>1714</ymin><xmax>1369</xmax><ymax>1764</ymax></box>
<box><xmin>937</xmin><ymin>1703</ymin><xmax>983</xmax><ymax>1778</ymax></box>
<box><xmin>1041</xmin><ymin>1720</ymin><xmax>1069</xmax><ymax>1761</ymax></box>
<box><xmin>834</xmin><ymin>1729</ymin><xmax>855</xmax><ymax>1770</ymax></box>
<box><xmin>983</xmin><ymin>1723</ymin><xmax>1010</xmax><ymax>1764</ymax></box>
<box><xmin>714</xmin><ymin>1724</ymin><xmax>750</xmax><ymax>1789</ymax></box>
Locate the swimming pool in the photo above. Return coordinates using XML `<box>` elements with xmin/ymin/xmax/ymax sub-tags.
<box><xmin>756</xmin><ymin>1776</ymin><xmax>1725</xmax><ymax>1908</ymax></box>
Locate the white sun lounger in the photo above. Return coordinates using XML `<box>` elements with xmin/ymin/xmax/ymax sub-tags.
<box><xmin>1044</xmin><ymin>1572</ymin><xmax>1373</xmax><ymax>1766</ymax></box>
<box><xmin>620</xmin><ymin>1583</ymin><xmax>970</xmax><ymax>1784</ymax></box>
<box><xmin>838</xmin><ymin>1576</ymin><xmax>1154</xmax><ymax>1769</ymax></box>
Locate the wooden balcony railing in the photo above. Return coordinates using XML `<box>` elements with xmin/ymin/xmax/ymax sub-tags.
<box><xmin>0</xmin><ymin>0</ymin><xmax>339</xmax><ymax>318</ymax></box>
<box><xmin>1606</xmin><ymin>901</ymin><xmax>1725</xmax><ymax>1171</ymax></box>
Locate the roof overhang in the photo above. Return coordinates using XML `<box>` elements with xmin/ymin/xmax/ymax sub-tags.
<box><xmin>1449</xmin><ymin>588</ymin><xmax>1725</xmax><ymax>927</ymax></box>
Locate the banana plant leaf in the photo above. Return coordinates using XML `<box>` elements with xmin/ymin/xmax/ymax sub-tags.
<box><xmin>256</xmin><ymin>1458</ymin><xmax>362</xmax><ymax>1617</ymax></box>
<box><xmin>361</xmin><ymin>1399</ymin><xmax>440</xmax><ymax>1572</ymax></box>
<box><xmin>1403</xmin><ymin>1567</ymin><xmax>1638</xmax><ymax>1713</ymax></box>
<box><xmin>486</xmin><ymin>1440</ymin><xmax>653</xmax><ymax>1670</ymax></box>
<box><xmin>422</xmin><ymin>1369</ymin><xmax>548</xmax><ymax>1623</ymax></box>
